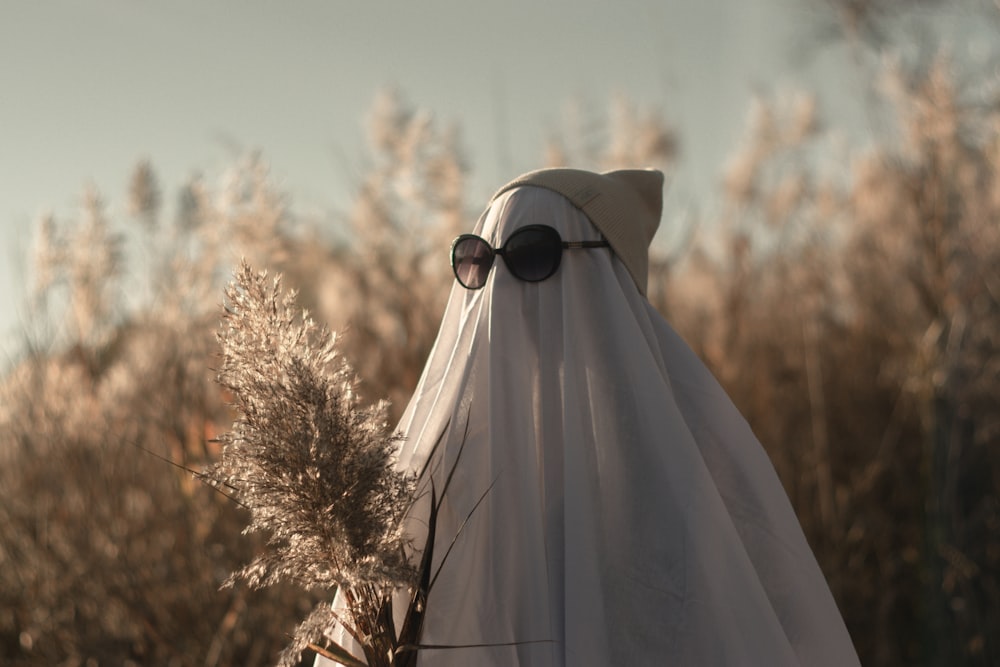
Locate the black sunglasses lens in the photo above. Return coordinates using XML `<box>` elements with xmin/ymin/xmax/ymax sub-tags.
<box><xmin>504</xmin><ymin>226</ymin><xmax>562</xmax><ymax>282</ymax></box>
<box><xmin>452</xmin><ymin>236</ymin><xmax>494</xmax><ymax>289</ymax></box>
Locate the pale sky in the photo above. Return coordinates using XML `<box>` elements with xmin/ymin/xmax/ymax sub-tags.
<box><xmin>1</xmin><ymin>0</ymin><xmax>986</xmax><ymax>355</ymax></box>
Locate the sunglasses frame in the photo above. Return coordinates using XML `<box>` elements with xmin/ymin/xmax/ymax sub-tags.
<box><xmin>450</xmin><ymin>224</ymin><xmax>610</xmax><ymax>290</ymax></box>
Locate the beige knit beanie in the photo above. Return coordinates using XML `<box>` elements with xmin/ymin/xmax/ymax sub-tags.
<box><xmin>491</xmin><ymin>167</ymin><xmax>664</xmax><ymax>295</ymax></box>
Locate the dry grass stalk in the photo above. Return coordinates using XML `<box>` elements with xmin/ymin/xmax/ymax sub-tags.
<box><xmin>208</xmin><ymin>261</ymin><xmax>427</xmax><ymax>666</ymax></box>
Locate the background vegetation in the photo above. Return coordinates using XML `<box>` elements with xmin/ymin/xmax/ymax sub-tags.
<box><xmin>2</xmin><ymin>3</ymin><xmax>998</xmax><ymax>665</ymax></box>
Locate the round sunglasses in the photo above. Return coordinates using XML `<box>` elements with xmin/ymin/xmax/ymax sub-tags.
<box><xmin>450</xmin><ymin>224</ymin><xmax>610</xmax><ymax>290</ymax></box>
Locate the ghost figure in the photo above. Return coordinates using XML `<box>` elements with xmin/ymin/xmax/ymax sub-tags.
<box><xmin>318</xmin><ymin>169</ymin><xmax>860</xmax><ymax>666</ymax></box>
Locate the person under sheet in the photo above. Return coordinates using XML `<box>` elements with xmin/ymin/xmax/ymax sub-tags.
<box><xmin>317</xmin><ymin>168</ymin><xmax>861</xmax><ymax>666</ymax></box>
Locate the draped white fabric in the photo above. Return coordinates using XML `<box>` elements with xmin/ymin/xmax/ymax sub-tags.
<box><xmin>318</xmin><ymin>186</ymin><xmax>860</xmax><ymax>666</ymax></box>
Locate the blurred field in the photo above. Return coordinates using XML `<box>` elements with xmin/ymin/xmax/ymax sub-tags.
<box><xmin>2</xmin><ymin>17</ymin><xmax>1000</xmax><ymax>667</ymax></box>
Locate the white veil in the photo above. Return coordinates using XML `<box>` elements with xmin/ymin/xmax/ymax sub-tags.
<box><xmin>320</xmin><ymin>185</ymin><xmax>860</xmax><ymax>666</ymax></box>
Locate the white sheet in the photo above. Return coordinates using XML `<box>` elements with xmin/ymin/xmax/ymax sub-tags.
<box><xmin>317</xmin><ymin>185</ymin><xmax>859</xmax><ymax>666</ymax></box>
